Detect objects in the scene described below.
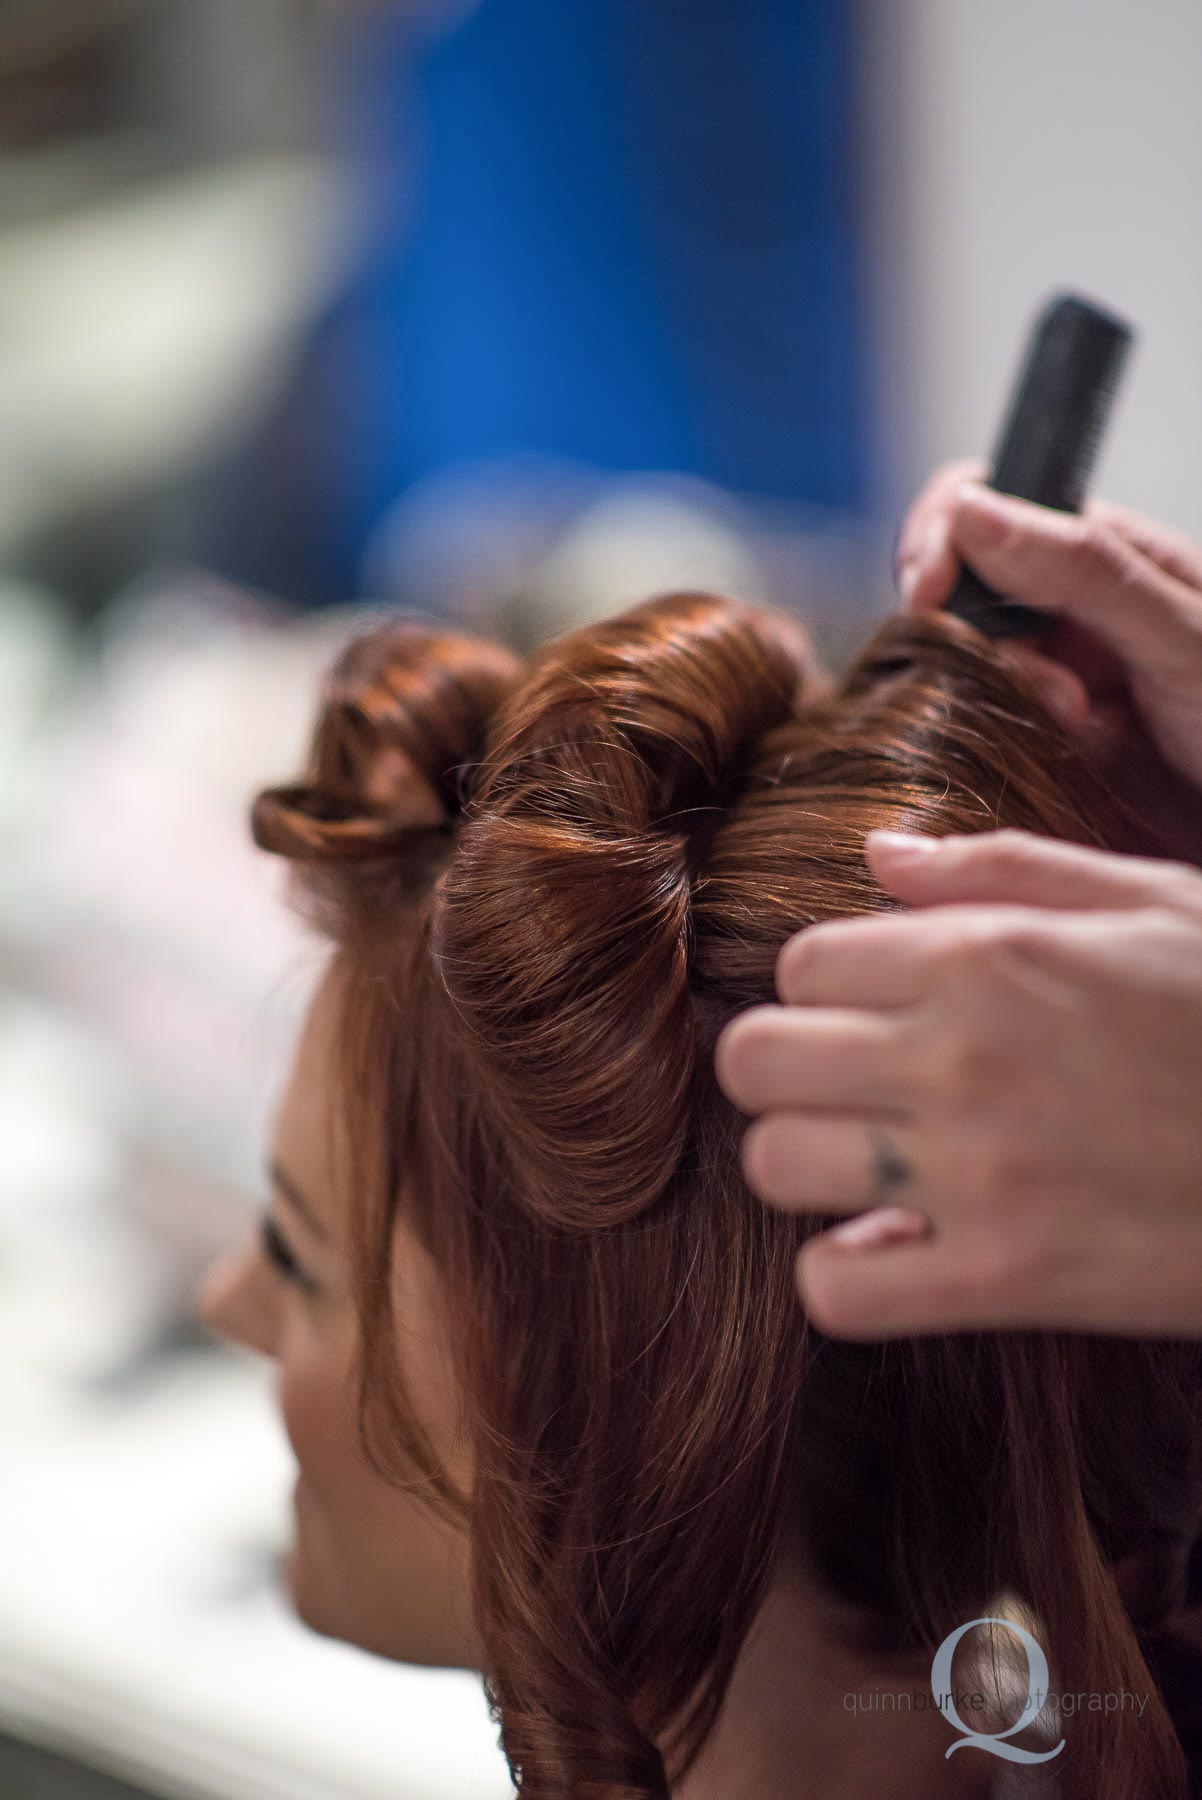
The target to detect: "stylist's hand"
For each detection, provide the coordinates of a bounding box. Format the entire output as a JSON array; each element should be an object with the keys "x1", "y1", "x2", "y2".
[
  {"x1": 715, "y1": 830, "x2": 1202, "y2": 1338},
  {"x1": 895, "y1": 460, "x2": 1202, "y2": 798}
]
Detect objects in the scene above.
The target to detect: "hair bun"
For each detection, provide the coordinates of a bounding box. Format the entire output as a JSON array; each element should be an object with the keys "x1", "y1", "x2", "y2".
[
  {"x1": 434, "y1": 591, "x2": 820, "y2": 1229},
  {"x1": 477, "y1": 590, "x2": 820, "y2": 836},
  {"x1": 251, "y1": 618, "x2": 522, "y2": 867}
]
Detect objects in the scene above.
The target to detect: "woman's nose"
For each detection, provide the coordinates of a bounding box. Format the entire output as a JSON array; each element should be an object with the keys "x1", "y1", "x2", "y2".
[{"x1": 195, "y1": 1244, "x2": 280, "y2": 1358}]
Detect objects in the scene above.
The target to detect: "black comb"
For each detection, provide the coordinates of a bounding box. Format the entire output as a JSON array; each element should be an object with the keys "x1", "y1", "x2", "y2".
[{"x1": 945, "y1": 291, "x2": 1135, "y2": 639}]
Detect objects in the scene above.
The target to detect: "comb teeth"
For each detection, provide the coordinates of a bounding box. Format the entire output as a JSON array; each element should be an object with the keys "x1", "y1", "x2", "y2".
[{"x1": 944, "y1": 291, "x2": 1135, "y2": 641}]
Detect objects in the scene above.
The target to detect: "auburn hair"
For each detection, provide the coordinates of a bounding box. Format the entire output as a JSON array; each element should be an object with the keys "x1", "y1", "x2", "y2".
[{"x1": 252, "y1": 591, "x2": 1202, "y2": 1799}]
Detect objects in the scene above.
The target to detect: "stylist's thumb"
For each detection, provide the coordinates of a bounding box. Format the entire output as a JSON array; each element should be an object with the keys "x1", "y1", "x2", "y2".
[
  {"x1": 952, "y1": 482, "x2": 1202, "y2": 787},
  {"x1": 865, "y1": 826, "x2": 1202, "y2": 916}
]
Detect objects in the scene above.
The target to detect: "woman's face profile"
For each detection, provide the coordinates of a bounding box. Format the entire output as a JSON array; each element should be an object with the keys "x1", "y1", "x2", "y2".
[{"x1": 196, "y1": 965, "x2": 478, "y2": 1669}]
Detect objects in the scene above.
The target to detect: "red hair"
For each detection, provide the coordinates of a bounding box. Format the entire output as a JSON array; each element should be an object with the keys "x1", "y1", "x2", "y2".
[{"x1": 253, "y1": 592, "x2": 1202, "y2": 1799}]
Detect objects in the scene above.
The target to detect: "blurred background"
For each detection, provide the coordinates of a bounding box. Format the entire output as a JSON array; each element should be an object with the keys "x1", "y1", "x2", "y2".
[{"x1": 1, "y1": 2, "x2": 1200, "y2": 1795}]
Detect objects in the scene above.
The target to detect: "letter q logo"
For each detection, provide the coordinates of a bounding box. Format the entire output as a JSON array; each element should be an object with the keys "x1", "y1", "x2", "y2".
[{"x1": 931, "y1": 1616, "x2": 1065, "y2": 1765}]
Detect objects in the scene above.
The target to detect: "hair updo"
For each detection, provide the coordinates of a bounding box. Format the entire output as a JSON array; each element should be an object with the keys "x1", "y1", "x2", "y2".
[
  {"x1": 434, "y1": 592, "x2": 827, "y2": 1228},
  {"x1": 251, "y1": 590, "x2": 1202, "y2": 1800}
]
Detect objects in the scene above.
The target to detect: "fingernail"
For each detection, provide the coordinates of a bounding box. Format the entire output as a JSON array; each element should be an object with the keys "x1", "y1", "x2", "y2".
[
  {"x1": 827, "y1": 1208, "x2": 930, "y2": 1252},
  {"x1": 867, "y1": 828, "x2": 940, "y2": 859}
]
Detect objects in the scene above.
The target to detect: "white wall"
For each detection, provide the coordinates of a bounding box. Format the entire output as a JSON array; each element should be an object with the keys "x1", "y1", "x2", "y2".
[{"x1": 861, "y1": 1, "x2": 1202, "y2": 544}]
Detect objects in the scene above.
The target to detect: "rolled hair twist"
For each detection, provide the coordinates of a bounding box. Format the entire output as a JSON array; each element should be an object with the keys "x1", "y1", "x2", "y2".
[
  {"x1": 434, "y1": 592, "x2": 826, "y2": 1228},
  {"x1": 251, "y1": 618, "x2": 522, "y2": 936}
]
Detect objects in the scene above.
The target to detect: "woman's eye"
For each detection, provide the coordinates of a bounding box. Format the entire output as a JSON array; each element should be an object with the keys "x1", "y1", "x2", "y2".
[{"x1": 260, "y1": 1213, "x2": 320, "y2": 1296}]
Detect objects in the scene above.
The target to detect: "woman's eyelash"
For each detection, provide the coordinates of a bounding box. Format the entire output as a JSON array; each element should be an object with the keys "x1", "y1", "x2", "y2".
[{"x1": 260, "y1": 1213, "x2": 318, "y2": 1294}]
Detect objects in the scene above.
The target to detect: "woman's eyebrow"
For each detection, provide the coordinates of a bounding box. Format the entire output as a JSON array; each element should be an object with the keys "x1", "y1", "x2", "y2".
[{"x1": 268, "y1": 1157, "x2": 330, "y2": 1241}]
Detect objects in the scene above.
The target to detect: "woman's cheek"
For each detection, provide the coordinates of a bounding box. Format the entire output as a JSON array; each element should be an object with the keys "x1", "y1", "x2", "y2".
[{"x1": 276, "y1": 1313, "x2": 360, "y2": 1504}]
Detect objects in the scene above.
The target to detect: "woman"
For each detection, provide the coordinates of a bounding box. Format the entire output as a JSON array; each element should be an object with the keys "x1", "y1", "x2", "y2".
[{"x1": 200, "y1": 590, "x2": 1202, "y2": 1799}]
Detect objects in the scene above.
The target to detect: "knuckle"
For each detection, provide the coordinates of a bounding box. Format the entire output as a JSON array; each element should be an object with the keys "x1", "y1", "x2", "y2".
[
  {"x1": 963, "y1": 1236, "x2": 1033, "y2": 1310},
  {"x1": 979, "y1": 827, "x2": 1040, "y2": 876},
  {"x1": 912, "y1": 1018, "x2": 976, "y2": 1100},
  {"x1": 947, "y1": 906, "x2": 1048, "y2": 980},
  {"x1": 948, "y1": 1030, "x2": 1008, "y2": 1105},
  {"x1": 967, "y1": 1130, "x2": 1028, "y2": 1207},
  {"x1": 979, "y1": 911, "x2": 1048, "y2": 967},
  {"x1": 930, "y1": 916, "x2": 1014, "y2": 983},
  {"x1": 914, "y1": 998, "x2": 1011, "y2": 1106},
  {"x1": 943, "y1": 1136, "x2": 1058, "y2": 1289},
  {"x1": 930, "y1": 829, "x2": 1040, "y2": 892},
  {"x1": 995, "y1": 1206, "x2": 1062, "y2": 1293},
  {"x1": 936, "y1": 927, "x2": 985, "y2": 975},
  {"x1": 1073, "y1": 515, "x2": 1127, "y2": 580},
  {"x1": 903, "y1": 1248, "x2": 1008, "y2": 1328}
]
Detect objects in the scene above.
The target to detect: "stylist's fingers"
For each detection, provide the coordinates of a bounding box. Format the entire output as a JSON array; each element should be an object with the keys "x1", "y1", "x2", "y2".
[
  {"x1": 946, "y1": 484, "x2": 1202, "y2": 662},
  {"x1": 893, "y1": 465, "x2": 1124, "y2": 730},
  {"x1": 864, "y1": 826, "x2": 1202, "y2": 917},
  {"x1": 1077, "y1": 496, "x2": 1202, "y2": 592},
  {"x1": 895, "y1": 463, "x2": 1202, "y2": 618},
  {"x1": 714, "y1": 1006, "x2": 916, "y2": 1114},
  {"x1": 893, "y1": 456, "x2": 985, "y2": 607},
  {"x1": 797, "y1": 1230, "x2": 1027, "y2": 1338},
  {"x1": 947, "y1": 486, "x2": 1202, "y2": 788},
  {"x1": 742, "y1": 1111, "x2": 927, "y2": 1215}
]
